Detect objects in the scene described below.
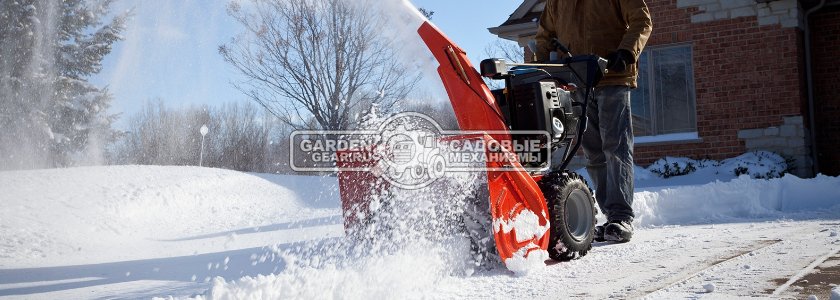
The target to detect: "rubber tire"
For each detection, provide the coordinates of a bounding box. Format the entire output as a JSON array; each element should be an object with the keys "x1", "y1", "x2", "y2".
[
  {"x1": 539, "y1": 171, "x2": 597, "y2": 261},
  {"x1": 428, "y1": 155, "x2": 446, "y2": 179}
]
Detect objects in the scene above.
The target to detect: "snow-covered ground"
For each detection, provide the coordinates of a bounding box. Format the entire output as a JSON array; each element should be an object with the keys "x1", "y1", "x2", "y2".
[{"x1": 1, "y1": 163, "x2": 839, "y2": 299}]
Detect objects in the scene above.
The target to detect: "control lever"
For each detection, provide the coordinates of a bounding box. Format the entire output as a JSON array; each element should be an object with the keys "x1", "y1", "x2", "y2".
[{"x1": 551, "y1": 38, "x2": 572, "y2": 58}]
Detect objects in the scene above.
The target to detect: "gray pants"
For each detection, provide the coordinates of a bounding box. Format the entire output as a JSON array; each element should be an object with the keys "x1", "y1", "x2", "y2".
[{"x1": 580, "y1": 86, "x2": 635, "y2": 222}]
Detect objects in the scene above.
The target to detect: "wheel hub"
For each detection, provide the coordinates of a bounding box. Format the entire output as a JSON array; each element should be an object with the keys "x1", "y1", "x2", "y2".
[{"x1": 565, "y1": 189, "x2": 594, "y2": 241}]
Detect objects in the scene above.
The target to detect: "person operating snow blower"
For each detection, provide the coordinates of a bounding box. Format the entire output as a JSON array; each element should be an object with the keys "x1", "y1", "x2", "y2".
[{"x1": 535, "y1": 0, "x2": 652, "y2": 243}]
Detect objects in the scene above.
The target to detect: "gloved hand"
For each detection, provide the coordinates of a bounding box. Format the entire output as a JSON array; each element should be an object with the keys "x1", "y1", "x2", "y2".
[{"x1": 606, "y1": 49, "x2": 635, "y2": 73}]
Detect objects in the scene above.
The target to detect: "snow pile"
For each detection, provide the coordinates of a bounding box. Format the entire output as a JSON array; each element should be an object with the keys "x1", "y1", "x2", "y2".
[
  {"x1": 718, "y1": 151, "x2": 788, "y2": 179},
  {"x1": 0, "y1": 165, "x2": 339, "y2": 267},
  {"x1": 646, "y1": 151, "x2": 788, "y2": 180},
  {"x1": 575, "y1": 151, "x2": 839, "y2": 228},
  {"x1": 493, "y1": 210, "x2": 550, "y2": 243},
  {"x1": 647, "y1": 156, "x2": 705, "y2": 178},
  {"x1": 493, "y1": 210, "x2": 550, "y2": 276},
  {"x1": 831, "y1": 286, "x2": 840, "y2": 300},
  {"x1": 503, "y1": 246, "x2": 549, "y2": 277},
  {"x1": 633, "y1": 174, "x2": 840, "y2": 227},
  {"x1": 578, "y1": 151, "x2": 793, "y2": 190},
  {"x1": 493, "y1": 209, "x2": 551, "y2": 276}
]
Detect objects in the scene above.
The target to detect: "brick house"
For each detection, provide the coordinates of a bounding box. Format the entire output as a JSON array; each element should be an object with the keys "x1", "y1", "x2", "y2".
[{"x1": 488, "y1": 0, "x2": 840, "y2": 177}]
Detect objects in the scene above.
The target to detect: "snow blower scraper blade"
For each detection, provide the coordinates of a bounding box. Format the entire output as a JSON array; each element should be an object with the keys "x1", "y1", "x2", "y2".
[{"x1": 415, "y1": 22, "x2": 551, "y2": 270}]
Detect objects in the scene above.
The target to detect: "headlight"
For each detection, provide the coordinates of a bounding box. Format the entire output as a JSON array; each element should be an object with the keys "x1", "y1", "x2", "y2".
[{"x1": 552, "y1": 117, "x2": 565, "y2": 138}]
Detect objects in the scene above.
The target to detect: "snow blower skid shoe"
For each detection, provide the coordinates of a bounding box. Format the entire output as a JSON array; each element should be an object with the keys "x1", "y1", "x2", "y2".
[{"x1": 336, "y1": 21, "x2": 607, "y2": 270}]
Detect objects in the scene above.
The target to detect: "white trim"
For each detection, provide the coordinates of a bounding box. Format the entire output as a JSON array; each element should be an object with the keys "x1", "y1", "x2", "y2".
[
  {"x1": 487, "y1": 22, "x2": 538, "y2": 41},
  {"x1": 635, "y1": 132, "x2": 700, "y2": 145},
  {"x1": 488, "y1": 0, "x2": 543, "y2": 42},
  {"x1": 511, "y1": 0, "x2": 540, "y2": 20},
  {"x1": 532, "y1": 2, "x2": 546, "y2": 12}
]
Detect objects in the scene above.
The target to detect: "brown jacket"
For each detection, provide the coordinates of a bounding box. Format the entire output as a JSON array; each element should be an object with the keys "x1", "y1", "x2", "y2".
[{"x1": 535, "y1": 0, "x2": 653, "y2": 88}]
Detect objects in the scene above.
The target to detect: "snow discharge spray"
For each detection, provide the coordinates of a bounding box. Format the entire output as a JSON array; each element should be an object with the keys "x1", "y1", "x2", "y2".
[{"x1": 201, "y1": 1, "x2": 545, "y2": 299}]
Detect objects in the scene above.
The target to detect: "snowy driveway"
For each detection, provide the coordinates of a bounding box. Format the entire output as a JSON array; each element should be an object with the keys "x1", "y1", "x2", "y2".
[{"x1": 1, "y1": 166, "x2": 838, "y2": 299}]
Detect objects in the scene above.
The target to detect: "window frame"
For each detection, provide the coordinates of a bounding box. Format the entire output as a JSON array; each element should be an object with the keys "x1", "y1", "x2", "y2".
[{"x1": 633, "y1": 43, "x2": 699, "y2": 141}]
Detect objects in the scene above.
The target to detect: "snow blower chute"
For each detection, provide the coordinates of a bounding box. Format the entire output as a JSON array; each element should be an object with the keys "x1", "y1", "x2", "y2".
[{"x1": 337, "y1": 21, "x2": 607, "y2": 267}]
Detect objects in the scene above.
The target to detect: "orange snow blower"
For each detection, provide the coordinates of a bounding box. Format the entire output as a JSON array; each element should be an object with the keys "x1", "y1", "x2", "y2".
[{"x1": 337, "y1": 21, "x2": 606, "y2": 267}]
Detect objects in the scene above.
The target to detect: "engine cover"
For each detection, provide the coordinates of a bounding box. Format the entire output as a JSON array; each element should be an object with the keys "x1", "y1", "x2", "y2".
[{"x1": 495, "y1": 75, "x2": 579, "y2": 168}]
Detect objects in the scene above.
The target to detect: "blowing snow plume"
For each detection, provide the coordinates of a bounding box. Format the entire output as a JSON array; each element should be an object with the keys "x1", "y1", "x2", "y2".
[
  {"x1": 199, "y1": 0, "x2": 544, "y2": 299},
  {"x1": 204, "y1": 121, "x2": 506, "y2": 298},
  {"x1": 195, "y1": 172, "x2": 495, "y2": 298},
  {"x1": 0, "y1": 1, "x2": 59, "y2": 169},
  {"x1": 203, "y1": 172, "x2": 489, "y2": 298},
  {"x1": 0, "y1": 0, "x2": 125, "y2": 170},
  {"x1": 200, "y1": 1, "x2": 514, "y2": 298}
]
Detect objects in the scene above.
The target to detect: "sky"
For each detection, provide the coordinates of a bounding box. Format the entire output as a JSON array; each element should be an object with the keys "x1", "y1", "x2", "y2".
[{"x1": 90, "y1": 0, "x2": 523, "y2": 128}]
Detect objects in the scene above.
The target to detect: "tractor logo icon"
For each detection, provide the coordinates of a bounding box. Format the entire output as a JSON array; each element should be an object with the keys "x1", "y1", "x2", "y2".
[
  {"x1": 381, "y1": 132, "x2": 446, "y2": 181},
  {"x1": 371, "y1": 113, "x2": 448, "y2": 189}
]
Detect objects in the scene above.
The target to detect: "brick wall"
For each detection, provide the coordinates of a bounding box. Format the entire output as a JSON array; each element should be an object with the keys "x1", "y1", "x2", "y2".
[
  {"x1": 737, "y1": 116, "x2": 811, "y2": 176},
  {"x1": 677, "y1": 0, "x2": 802, "y2": 27},
  {"x1": 634, "y1": 0, "x2": 809, "y2": 175},
  {"x1": 811, "y1": 6, "x2": 840, "y2": 176}
]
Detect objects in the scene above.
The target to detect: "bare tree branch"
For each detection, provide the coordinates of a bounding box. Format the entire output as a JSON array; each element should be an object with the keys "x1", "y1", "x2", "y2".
[
  {"x1": 221, "y1": 0, "x2": 417, "y2": 131},
  {"x1": 484, "y1": 38, "x2": 524, "y2": 63}
]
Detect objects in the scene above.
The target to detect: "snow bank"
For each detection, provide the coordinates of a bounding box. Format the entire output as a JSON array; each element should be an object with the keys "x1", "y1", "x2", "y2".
[
  {"x1": 577, "y1": 151, "x2": 839, "y2": 227},
  {"x1": 634, "y1": 174, "x2": 840, "y2": 227},
  {"x1": 0, "y1": 165, "x2": 339, "y2": 267},
  {"x1": 646, "y1": 151, "x2": 787, "y2": 180},
  {"x1": 612, "y1": 151, "x2": 791, "y2": 189}
]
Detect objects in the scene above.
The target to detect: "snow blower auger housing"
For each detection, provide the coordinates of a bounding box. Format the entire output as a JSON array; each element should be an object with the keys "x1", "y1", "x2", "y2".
[{"x1": 337, "y1": 21, "x2": 606, "y2": 268}]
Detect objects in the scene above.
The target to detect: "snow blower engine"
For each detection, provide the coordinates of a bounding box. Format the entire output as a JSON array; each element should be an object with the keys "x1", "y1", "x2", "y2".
[{"x1": 337, "y1": 22, "x2": 606, "y2": 268}]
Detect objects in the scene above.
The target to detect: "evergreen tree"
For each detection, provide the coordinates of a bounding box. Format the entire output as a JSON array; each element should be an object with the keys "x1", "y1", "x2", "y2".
[{"x1": 0, "y1": 0, "x2": 126, "y2": 169}]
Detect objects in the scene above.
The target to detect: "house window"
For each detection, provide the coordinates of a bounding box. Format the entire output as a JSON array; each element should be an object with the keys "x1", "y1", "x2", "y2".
[{"x1": 632, "y1": 45, "x2": 697, "y2": 138}]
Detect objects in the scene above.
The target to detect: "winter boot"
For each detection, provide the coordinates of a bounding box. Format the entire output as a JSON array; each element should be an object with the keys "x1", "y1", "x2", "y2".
[
  {"x1": 604, "y1": 220, "x2": 633, "y2": 243},
  {"x1": 594, "y1": 223, "x2": 607, "y2": 242}
]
